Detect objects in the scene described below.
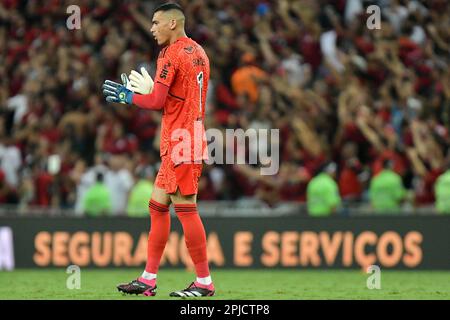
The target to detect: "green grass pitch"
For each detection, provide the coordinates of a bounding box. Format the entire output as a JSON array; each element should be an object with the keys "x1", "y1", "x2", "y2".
[{"x1": 0, "y1": 269, "x2": 449, "y2": 300}]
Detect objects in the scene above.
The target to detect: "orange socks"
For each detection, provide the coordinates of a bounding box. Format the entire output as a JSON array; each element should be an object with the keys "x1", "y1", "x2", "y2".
[
  {"x1": 174, "y1": 204, "x2": 210, "y2": 278},
  {"x1": 145, "y1": 201, "x2": 210, "y2": 280},
  {"x1": 145, "y1": 199, "x2": 171, "y2": 274}
]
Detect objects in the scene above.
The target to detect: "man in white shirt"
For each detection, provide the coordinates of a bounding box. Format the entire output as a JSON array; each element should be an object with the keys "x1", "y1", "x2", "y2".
[
  {"x1": 0, "y1": 138, "x2": 22, "y2": 188},
  {"x1": 104, "y1": 155, "x2": 133, "y2": 216}
]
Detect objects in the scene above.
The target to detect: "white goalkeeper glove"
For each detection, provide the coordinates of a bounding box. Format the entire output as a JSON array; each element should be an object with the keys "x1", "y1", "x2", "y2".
[
  {"x1": 120, "y1": 73, "x2": 133, "y2": 90},
  {"x1": 124, "y1": 67, "x2": 154, "y2": 95}
]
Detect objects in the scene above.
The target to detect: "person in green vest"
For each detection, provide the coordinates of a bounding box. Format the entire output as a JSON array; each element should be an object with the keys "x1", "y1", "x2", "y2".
[
  {"x1": 127, "y1": 166, "x2": 155, "y2": 217},
  {"x1": 369, "y1": 159, "x2": 406, "y2": 212},
  {"x1": 307, "y1": 162, "x2": 341, "y2": 216},
  {"x1": 83, "y1": 172, "x2": 112, "y2": 217},
  {"x1": 435, "y1": 163, "x2": 450, "y2": 214}
]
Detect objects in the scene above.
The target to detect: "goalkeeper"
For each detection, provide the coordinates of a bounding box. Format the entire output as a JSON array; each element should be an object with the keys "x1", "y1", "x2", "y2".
[{"x1": 102, "y1": 3, "x2": 213, "y2": 298}]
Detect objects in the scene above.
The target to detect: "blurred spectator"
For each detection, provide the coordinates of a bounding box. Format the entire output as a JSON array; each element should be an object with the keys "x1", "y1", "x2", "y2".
[
  {"x1": 73, "y1": 155, "x2": 108, "y2": 215},
  {"x1": 127, "y1": 166, "x2": 154, "y2": 217},
  {"x1": 82, "y1": 172, "x2": 112, "y2": 217},
  {"x1": 104, "y1": 154, "x2": 133, "y2": 215},
  {"x1": 231, "y1": 53, "x2": 268, "y2": 105},
  {"x1": 369, "y1": 159, "x2": 406, "y2": 212},
  {"x1": 434, "y1": 158, "x2": 450, "y2": 214},
  {"x1": 0, "y1": 0, "x2": 449, "y2": 212},
  {"x1": 338, "y1": 142, "x2": 365, "y2": 201},
  {"x1": 0, "y1": 169, "x2": 16, "y2": 204},
  {"x1": 0, "y1": 137, "x2": 21, "y2": 188},
  {"x1": 306, "y1": 162, "x2": 341, "y2": 216},
  {"x1": 18, "y1": 170, "x2": 34, "y2": 210}
]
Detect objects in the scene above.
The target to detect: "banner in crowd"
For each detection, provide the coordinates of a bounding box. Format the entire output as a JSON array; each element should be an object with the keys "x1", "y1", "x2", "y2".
[{"x1": 0, "y1": 216, "x2": 449, "y2": 270}]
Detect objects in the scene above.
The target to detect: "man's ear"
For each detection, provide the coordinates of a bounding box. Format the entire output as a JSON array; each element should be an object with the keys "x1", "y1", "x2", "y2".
[{"x1": 170, "y1": 19, "x2": 177, "y2": 30}]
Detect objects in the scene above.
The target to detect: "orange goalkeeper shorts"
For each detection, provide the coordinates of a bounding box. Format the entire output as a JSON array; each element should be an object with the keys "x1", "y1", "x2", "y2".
[{"x1": 155, "y1": 156, "x2": 203, "y2": 196}]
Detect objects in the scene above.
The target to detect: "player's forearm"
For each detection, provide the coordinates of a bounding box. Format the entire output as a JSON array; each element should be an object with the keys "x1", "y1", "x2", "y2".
[
  {"x1": 406, "y1": 148, "x2": 427, "y2": 177},
  {"x1": 132, "y1": 82, "x2": 169, "y2": 110}
]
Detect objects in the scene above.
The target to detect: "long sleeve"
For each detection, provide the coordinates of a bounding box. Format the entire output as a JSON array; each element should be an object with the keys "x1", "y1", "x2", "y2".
[{"x1": 132, "y1": 82, "x2": 169, "y2": 110}]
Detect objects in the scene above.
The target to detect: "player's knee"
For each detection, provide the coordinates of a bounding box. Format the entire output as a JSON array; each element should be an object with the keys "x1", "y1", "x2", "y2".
[
  {"x1": 150, "y1": 186, "x2": 171, "y2": 205},
  {"x1": 170, "y1": 187, "x2": 197, "y2": 203}
]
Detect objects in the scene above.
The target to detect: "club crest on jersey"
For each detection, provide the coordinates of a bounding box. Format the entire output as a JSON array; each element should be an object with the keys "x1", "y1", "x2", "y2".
[{"x1": 184, "y1": 46, "x2": 195, "y2": 54}]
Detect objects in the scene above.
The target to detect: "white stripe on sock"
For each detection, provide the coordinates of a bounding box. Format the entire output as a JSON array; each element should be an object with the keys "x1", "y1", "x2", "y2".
[
  {"x1": 141, "y1": 271, "x2": 157, "y2": 281},
  {"x1": 196, "y1": 276, "x2": 212, "y2": 285}
]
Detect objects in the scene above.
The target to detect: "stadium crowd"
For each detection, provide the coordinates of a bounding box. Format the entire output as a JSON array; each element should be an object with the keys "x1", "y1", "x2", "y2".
[{"x1": 0, "y1": 0, "x2": 449, "y2": 215}]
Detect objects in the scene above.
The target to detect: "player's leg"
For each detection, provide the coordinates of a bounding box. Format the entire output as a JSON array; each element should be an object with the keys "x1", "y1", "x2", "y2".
[
  {"x1": 140, "y1": 187, "x2": 171, "y2": 287},
  {"x1": 117, "y1": 179, "x2": 171, "y2": 296},
  {"x1": 168, "y1": 165, "x2": 215, "y2": 297}
]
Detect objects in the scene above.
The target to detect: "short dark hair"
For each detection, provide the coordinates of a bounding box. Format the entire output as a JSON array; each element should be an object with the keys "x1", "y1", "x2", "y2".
[
  {"x1": 383, "y1": 159, "x2": 394, "y2": 169},
  {"x1": 96, "y1": 171, "x2": 104, "y2": 183},
  {"x1": 154, "y1": 2, "x2": 184, "y2": 14}
]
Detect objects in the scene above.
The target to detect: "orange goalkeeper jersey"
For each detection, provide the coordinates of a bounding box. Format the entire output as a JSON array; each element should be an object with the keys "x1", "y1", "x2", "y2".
[{"x1": 155, "y1": 36, "x2": 210, "y2": 164}]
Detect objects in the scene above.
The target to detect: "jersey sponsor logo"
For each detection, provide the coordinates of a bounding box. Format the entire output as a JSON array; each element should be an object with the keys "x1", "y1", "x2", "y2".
[{"x1": 160, "y1": 62, "x2": 171, "y2": 79}]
